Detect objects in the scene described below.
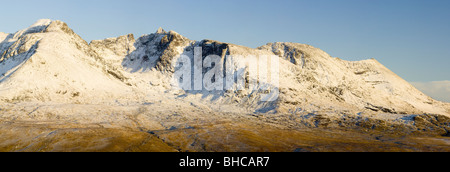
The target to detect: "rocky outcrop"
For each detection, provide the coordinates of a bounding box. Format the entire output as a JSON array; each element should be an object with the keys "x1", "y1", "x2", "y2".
[
  {"x1": 90, "y1": 34, "x2": 135, "y2": 57},
  {"x1": 121, "y1": 28, "x2": 193, "y2": 73},
  {"x1": 414, "y1": 114, "x2": 450, "y2": 136},
  {"x1": 155, "y1": 31, "x2": 192, "y2": 72},
  {"x1": 259, "y1": 42, "x2": 309, "y2": 67},
  {"x1": 198, "y1": 39, "x2": 230, "y2": 59}
]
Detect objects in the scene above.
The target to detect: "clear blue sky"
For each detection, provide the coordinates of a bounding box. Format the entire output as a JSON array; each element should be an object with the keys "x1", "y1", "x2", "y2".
[{"x1": 1, "y1": 0, "x2": 449, "y2": 83}]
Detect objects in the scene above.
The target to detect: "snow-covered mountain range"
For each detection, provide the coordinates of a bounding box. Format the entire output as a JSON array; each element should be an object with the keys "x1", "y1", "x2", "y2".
[
  {"x1": 0, "y1": 19, "x2": 449, "y2": 152},
  {"x1": 1, "y1": 19, "x2": 448, "y2": 116}
]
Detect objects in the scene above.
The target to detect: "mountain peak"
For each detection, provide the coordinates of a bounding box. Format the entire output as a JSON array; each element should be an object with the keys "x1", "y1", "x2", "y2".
[
  {"x1": 0, "y1": 32, "x2": 8, "y2": 42},
  {"x1": 30, "y1": 19, "x2": 53, "y2": 28},
  {"x1": 156, "y1": 27, "x2": 166, "y2": 34},
  {"x1": 14, "y1": 19, "x2": 53, "y2": 36},
  {"x1": 42, "y1": 20, "x2": 84, "y2": 42},
  {"x1": 44, "y1": 20, "x2": 71, "y2": 32}
]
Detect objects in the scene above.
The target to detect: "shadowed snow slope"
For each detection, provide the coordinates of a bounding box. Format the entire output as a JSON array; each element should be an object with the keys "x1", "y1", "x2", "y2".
[{"x1": 0, "y1": 19, "x2": 449, "y2": 117}]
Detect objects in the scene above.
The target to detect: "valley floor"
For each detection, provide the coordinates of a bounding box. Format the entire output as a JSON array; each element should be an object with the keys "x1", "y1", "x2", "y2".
[{"x1": 0, "y1": 103, "x2": 449, "y2": 152}]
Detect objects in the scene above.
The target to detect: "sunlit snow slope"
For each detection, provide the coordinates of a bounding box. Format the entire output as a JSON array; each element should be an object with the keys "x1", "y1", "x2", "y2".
[{"x1": 0, "y1": 19, "x2": 448, "y2": 116}]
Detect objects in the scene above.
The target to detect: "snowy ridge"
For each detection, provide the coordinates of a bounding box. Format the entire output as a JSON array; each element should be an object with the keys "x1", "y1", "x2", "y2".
[
  {"x1": 0, "y1": 19, "x2": 449, "y2": 117},
  {"x1": 0, "y1": 20, "x2": 137, "y2": 104},
  {"x1": 258, "y1": 42, "x2": 450, "y2": 116}
]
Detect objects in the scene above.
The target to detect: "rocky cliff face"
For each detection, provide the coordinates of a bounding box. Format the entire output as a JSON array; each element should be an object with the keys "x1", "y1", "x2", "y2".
[{"x1": 121, "y1": 28, "x2": 193, "y2": 73}]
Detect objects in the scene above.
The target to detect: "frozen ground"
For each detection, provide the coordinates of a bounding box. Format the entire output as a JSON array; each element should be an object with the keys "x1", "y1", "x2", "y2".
[{"x1": 0, "y1": 102, "x2": 449, "y2": 152}]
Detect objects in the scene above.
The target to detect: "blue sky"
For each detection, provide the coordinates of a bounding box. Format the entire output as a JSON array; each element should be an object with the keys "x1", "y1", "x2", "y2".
[{"x1": 0, "y1": 0, "x2": 449, "y2": 100}]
